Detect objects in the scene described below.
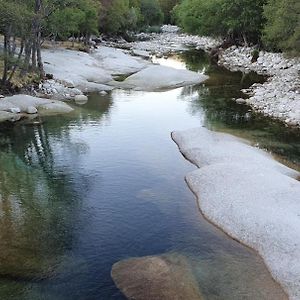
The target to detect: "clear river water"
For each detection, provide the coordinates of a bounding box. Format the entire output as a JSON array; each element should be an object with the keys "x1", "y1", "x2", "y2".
[{"x1": 0, "y1": 50, "x2": 299, "y2": 299}]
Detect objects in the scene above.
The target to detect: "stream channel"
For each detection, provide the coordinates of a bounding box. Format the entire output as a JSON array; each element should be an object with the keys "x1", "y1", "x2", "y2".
[{"x1": 0, "y1": 49, "x2": 299, "y2": 299}]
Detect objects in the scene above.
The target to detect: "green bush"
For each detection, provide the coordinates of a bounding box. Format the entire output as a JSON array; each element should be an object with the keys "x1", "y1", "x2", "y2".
[
  {"x1": 263, "y1": 0, "x2": 300, "y2": 55},
  {"x1": 174, "y1": 0, "x2": 266, "y2": 45}
]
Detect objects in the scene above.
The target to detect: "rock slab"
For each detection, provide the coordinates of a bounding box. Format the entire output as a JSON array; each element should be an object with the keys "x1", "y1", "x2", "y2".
[{"x1": 172, "y1": 127, "x2": 300, "y2": 300}]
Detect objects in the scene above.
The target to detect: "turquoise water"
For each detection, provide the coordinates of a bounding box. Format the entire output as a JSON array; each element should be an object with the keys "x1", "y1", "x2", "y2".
[{"x1": 0, "y1": 50, "x2": 298, "y2": 299}]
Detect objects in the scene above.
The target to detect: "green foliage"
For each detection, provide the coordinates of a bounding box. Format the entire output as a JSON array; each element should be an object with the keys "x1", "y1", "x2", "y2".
[
  {"x1": 220, "y1": 0, "x2": 266, "y2": 43},
  {"x1": 45, "y1": 0, "x2": 100, "y2": 40},
  {"x1": 158, "y1": 0, "x2": 180, "y2": 24},
  {"x1": 174, "y1": 0, "x2": 266, "y2": 44},
  {"x1": 174, "y1": 0, "x2": 299, "y2": 54},
  {"x1": 140, "y1": 0, "x2": 164, "y2": 26},
  {"x1": 99, "y1": 0, "x2": 166, "y2": 34},
  {"x1": 78, "y1": 0, "x2": 100, "y2": 37},
  {"x1": 47, "y1": 8, "x2": 84, "y2": 39},
  {"x1": 0, "y1": 0, "x2": 32, "y2": 38},
  {"x1": 263, "y1": 0, "x2": 300, "y2": 54},
  {"x1": 100, "y1": 0, "x2": 131, "y2": 34},
  {"x1": 173, "y1": 0, "x2": 224, "y2": 36}
]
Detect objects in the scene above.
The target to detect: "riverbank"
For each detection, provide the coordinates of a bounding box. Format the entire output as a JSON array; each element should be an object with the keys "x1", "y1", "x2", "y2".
[
  {"x1": 104, "y1": 25, "x2": 299, "y2": 128},
  {"x1": 0, "y1": 41, "x2": 298, "y2": 299},
  {"x1": 0, "y1": 43, "x2": 207, "y2": 123},
  {"x1": 172, "y1": 127, "x2": 300, "y2": 299},
  {"x1": 219, "y1": 47, "x2": 300, "y2": 127}
]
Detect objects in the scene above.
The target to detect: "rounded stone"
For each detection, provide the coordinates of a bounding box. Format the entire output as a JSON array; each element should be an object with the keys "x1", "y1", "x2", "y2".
[
  {"x1": 75, "y1": 95, "x2": 88, "y2": 102},
  {"x1": 8, "y1": 107, "x2": 21, "y2": 114},
  {"x1": 26, "y1": 106, "x2": 38, "y2": 114}
]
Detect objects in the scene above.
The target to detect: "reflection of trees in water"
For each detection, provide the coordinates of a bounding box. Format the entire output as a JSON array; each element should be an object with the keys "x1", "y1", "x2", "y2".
[
  {"x1": 179, "y1": 49, "x2": 211, "y2": 73},
  {"x1": 180, "y1": 49, "x2": 266, "y2": 88},
  {"x1": 0, "y1": 152, "x2": 74, "y2": 281},
  {"x1": 177, "y1": 50, "x2": 265, "y2": 127},
  {"x1": 1, "y1": 94, "x2": 112, "y2": 172},
  {"x1": 180, "y1": 83, "x2": 253, "y2": 127},
  {"x1": 0, "y1": 95, "x2": 112, "y2": 284},
  {"x1": 178, "y1": 57, "x2": 300, "y2": 166}
]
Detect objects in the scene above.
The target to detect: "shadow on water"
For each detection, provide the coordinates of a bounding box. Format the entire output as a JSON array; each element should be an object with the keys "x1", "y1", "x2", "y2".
[{"x1": 0, "y1": 50, "x2": 297, "y2": 299}]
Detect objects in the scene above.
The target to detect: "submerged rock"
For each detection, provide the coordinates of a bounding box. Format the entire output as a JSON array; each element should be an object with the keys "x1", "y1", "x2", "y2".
[{"x1": 111, "y1": 253, "x2": 204, "y2": 300}]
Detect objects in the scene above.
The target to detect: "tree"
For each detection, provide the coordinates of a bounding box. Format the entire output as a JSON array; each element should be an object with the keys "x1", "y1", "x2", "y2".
[
  {"x1": 220, "y1": 0, "x2": 266, "y2": 45},
  {"x1": 0, "y1": 0, "x2": 32, "y2": 85},
  {"x1": 174, "y1": 0, "x2": 266, "y2": 45},
  {"x1": 140, "y1": 0, "x2": 164, "y2": 26},
  {"x1": 263, "y1": 0, "x2": 300, "y2": 54},
  {"x1": 158, "y1": 0, "x2": 179, "y2": 24},
  {"x1": 77, "y1": 0, "x2": 100, "y2": 44},
  {"x1": 99, "y1": 0, "x2": 130, "y2": 34},
  {"x1": 46, "y1": 8, "x2": 85, "y2": 41},
  {"x1": 0, "y1": 0, "x2": 101, "y2": 90},
  {"x1": 173, "y1": 0, "x2": 225, "y2": 36}
]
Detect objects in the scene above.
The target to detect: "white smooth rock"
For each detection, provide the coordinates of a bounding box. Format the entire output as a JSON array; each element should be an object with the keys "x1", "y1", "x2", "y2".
[
  {"x1": 113, "y1": 65, "x2": 208, "y2": 91},
  {"x1": 7, "y1": 107, "x2": 21, "y2": 114},
  {"x1": 172, "y1": 127, "x2": 300, "y2": 299},
  {"x1": 26, "y1": 106, "x2": 38, "y2": 114},
  {"x1": 0, "y1": 95, "x2": 73, "y2": 122},
  {"x1": 236, "y1": 98, "x2": 247, "y2": 104},
  {"x1": 131, "y1": 49, "x2": 151, "y2": 59},
  {"x1": 0, "y1": 111, "x2": 16, "y2": 122},
  {"x1": 74, "y1": 95, "x2": 88, "y2": 102}
]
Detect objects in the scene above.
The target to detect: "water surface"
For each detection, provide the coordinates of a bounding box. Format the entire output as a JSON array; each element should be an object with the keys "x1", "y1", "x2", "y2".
[{"x1": 0, "y1": 50, "x2": 298, "y2": 299}]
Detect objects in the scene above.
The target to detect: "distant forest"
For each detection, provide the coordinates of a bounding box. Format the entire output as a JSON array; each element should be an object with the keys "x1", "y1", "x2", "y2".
[{"x1": 0, "y1": 0, "x2": 299, "y2": 89}]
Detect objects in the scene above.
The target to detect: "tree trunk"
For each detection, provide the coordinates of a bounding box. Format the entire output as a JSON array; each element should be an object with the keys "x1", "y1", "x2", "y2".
[
  {"x1": 8, "y1": 40, "x2": 25, "y2": 82},
  {"x1": 37, "y1": 30, "x2": 44, "y2": 77},
  {"x1": 31, "y1": 0, "x2": 44, "y2": 77},
  {"x1": 242, "y1": 32, "x2": 248, "y2": 47},
  {"x1": 31, "y1": 39, "x2": 37, "y2": 70},
  {"x1": 20, "y1": 40, "x2": 32, "y2": 77},
  {"x1": 2, "y1": 33, "x2": 9, "y2": 85}
]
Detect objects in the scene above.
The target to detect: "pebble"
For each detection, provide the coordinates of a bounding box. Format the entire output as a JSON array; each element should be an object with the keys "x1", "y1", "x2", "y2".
[
  {"x1": 236, "y1": 98, "x2": 247, "y2": 104},
  {"x1": 75, "y1": 95, "x2": 88, "y2": 102},
  {"x1": 26, "y1": 106, "x2": 38, "y2": 114},
  {"x1": 7, "y1": 107, "x2": 21, "y2": 114}
]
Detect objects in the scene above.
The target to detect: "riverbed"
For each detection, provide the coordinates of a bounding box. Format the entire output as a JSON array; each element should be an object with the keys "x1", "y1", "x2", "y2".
[{"x1": 0, "y1": 50, "x2": 298, "y2": 299}]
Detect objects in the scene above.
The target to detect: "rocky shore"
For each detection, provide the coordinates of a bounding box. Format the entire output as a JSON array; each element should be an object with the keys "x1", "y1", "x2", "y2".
[
  {"x1": 0, "y1": 39, "x2": 208, "y2": 123},
  {"x1": 1, "y1": 25, "x2": 299, "y2": 126},
  {"x1": 218, "y1": 47, "x2": 300, "y2": 127},
  {"x1": 104, "y1": 25, "x2": 299, "y2": 127},
  {"x1": 103, "y1": 25, "x2": 220, "y2": 57}
]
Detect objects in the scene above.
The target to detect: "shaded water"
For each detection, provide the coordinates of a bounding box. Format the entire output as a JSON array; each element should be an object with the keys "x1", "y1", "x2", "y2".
[{"x1": 0, "y1": 50, "x2": 298, "y2": 299}]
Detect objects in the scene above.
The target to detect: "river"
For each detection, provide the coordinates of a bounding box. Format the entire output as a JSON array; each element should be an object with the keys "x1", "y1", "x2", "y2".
[{"x1": 0, "y1": 49, "x2": 298, "y2": 299}]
